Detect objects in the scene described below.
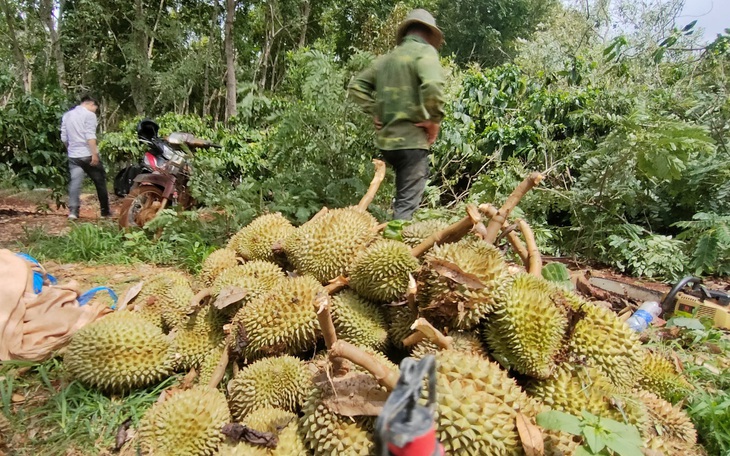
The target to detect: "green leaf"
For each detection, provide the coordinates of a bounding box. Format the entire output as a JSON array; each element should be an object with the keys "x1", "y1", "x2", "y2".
[
  {"x1": 575, "y1": 445, "x2": 596, "y2": 456},
  {"x1": 600, "y1": 419, "x2": 642, "y2": 445},
  {"x1": 582, "y1": 426, "x2": 606, "y2": 454},
  {"x1": 666, "y1": 317, "x2": 706, "y2": 331},
  {"x1": 536, "y1": 411, "x2": 582, "y2": 435},
  {"x1": 603, "y1": 432, "x2": 644, "y2": 456}
]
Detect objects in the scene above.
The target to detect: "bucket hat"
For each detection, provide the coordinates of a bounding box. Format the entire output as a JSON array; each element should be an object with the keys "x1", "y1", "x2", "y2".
[{"x1": 396, "y1": 9, "x2": 444, "y2": 49}]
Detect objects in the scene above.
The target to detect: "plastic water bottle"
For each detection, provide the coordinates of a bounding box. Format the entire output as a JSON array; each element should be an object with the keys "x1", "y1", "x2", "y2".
[{"x1": 626, "y1": 301, "x2": 662, "y2": 332}]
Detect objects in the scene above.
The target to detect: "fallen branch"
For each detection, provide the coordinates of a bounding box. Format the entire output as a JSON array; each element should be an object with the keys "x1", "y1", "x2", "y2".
[
  {"x1": 315, "y1": 291, "x2": 348, "y2": 376},
  {"x1": 357, "y1": 159, "x2": 387, "y2": 212},
  {"x1": 411, "y1": 204, "x2": 481, "y2": 257},
  {"x1": 517, "y1": 219, "x2": 542, "y2": 277},
  {"x1": 483, "y1": 172, "x2": 543, "y2": 244},
  {"x1": 411, "y1": 318, "x2": 453, "y2": 350},
  {"x1": 207, "y1": 342, "x2": 230, "y2": 389},
  {"x1": 479, "y1": 203, "x2": 529, "y2": 265},
  {"x1": 402, "y1": 331, "x2": 426, "y2": 347},
  {"x1": 330, "y1": 340, "x2": 399, "y2": 391}
]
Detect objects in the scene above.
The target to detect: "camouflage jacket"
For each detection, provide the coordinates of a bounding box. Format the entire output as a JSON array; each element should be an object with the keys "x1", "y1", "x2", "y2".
[{"x1": 348, "y1": 35, "x2": 445, "y2": 151}]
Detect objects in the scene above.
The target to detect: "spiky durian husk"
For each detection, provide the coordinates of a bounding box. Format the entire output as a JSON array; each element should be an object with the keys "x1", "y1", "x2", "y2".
[
  {"x1": 64, "y1": 312, "x2": 173, "y2": 392},
  {"x1": 432, "y1": 350, "x2": 539, "y2": 455},
  {"x1": 234, "y1": 275, "x2": 323, "y2": 359},
  {"x1": 527, "y1": 365, "x2": 645, "y2": 427},
  {"x1": 171, "y1": 305, "x2": 226, "y2": 371},
  {"x1": 211, "y1": 261, "x2": 285, "y2": 318},
  {"x1": 349, "y1": 240, "x2": 419, "y2": 303},
  {"x1": 228, "y1": 213, "x2": 295, "y2": 263},
  {"x1": 387, "y1": 305, "x2": 417, "y2": 349},
  {"x1": 0, "y1": 413, "x2": 11, "y2": 448},
  {"x1": 130, "y1": 271, "x2": 191, "y2": 328},
  {"x1": 284, "y1": 207, "x2": 378, "y2": 283},
  {"x1": 138, "y1": 386, "x2": 230, "y2": 456},
  {"x1": 331, "y1": 290, "x2": 388, "y2": 351},
  {"x1": 200, "y1": 248, "x2": 239, "y2": 286},
  {"x1": 401, "y1": 219, "x2": 450, "y2": 247},
  {"x1": 566, "y1": 299, "x2": 644, "y2": 390},
  {"x1": 217, "y1": 407, "x2": 305, "y2": 456},
  {"x1": 197, "y1": 346, "x2": 225, "y2": 386},
  {"x1": 411, "y1": 331, "x2": 487, "y2": 360},
  {"x1": 300, "y1": 382, "x2": 375, "y2": 456},
  {"x1": 638, "y1": 351, "x2": 692, "y2": 403},
  {"x1": 639, "y1": 391, "x2": 698, "y2": 454},
  {"x1": 417, "y1": 238, "x2": 508, "y2": 330},
  {"x1": 160, "y1": 281, "x2": 197, "y2": 330},
  {"x1": 228, "y1": 355, "x2": 312, "y2": 421},
  {"x1": 543, "y1": 430, "x2": 581, "y2": 456},
  {"x1": 484, "y1": 273, "x2": 570, "y2": 378}
]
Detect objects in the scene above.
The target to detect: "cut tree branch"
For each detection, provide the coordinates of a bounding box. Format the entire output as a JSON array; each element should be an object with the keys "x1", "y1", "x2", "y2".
[
  {"x1": 483, "y1": 172, "x2": 543, "y2": 244},
  {"x1": 315, "y1": 291, "x2": 348, "y2": 376},
  {"x1": 207, "y1": 342, "x2": 230, "y2": 389},
  {"x1": 357, "y1": 159, "x2": 387, "y2": 211},
  {"x1": 411, "y1": 318, "x2": 453, "y2": 350},
  {"x1": 330, "y1": 340, "x2": 399, "y2": 391},
  {"x1": 517, "y1": 219, "x2": 542, "y2": 277},
  {"x1": 479, "y1": 203, "x2": 530, "y2": 265},
  {"x1": 411, "y1": 204, "x2": 481, "y2": 257}
]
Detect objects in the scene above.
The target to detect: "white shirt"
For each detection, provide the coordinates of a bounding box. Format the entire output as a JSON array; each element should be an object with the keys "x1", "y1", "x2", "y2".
[{"x1": 61, "y1": 105, "x2": 98, "y2": 158}]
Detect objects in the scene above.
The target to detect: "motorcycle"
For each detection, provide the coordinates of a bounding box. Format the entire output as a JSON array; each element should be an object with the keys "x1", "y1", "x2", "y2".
[{"x1": 116, "y1": 119, "x2": 220, "y2": 228}]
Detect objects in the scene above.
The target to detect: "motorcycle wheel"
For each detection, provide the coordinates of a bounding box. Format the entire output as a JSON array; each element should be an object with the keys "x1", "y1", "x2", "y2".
[{"x1": 118, "y1": 186, "x2": 165, "y2": 228}]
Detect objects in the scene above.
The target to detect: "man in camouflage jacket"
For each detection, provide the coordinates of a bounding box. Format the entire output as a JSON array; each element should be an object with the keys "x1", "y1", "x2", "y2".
[{"x1": 348, "y1": 9, "x2": 446, "y2": 220}]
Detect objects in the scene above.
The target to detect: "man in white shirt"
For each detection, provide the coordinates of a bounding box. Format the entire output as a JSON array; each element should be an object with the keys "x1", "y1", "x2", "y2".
[{"x1": 60, "y1": 96, "x2": 111, "y2": 219}]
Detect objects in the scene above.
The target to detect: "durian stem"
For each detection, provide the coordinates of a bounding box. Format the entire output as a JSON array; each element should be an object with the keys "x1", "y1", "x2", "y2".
[
  {"x1": 482, "y1": 172, "x2": 543, "y2": 244},
  {"x1": 517, "y1": 219, "x2": 542, "y2": 277},
  {"x1": 357, "y1": 159, "x2": 387, "y2": 212},
  {"x1": 373, "y1": 222, "x2": 388, "y2": 233},
  {"x1": 402, "y1": 331, "x2": 425, "y2": 347},
  {"x1": 324, "y1": 275, "x2": 349, "y2": 295},
  {"x1": 207, "y1": 342, "x2": 230, "y2": 389},
  {"x1": 479, "y1": 203, "x2": 530, "y2": 265},
  {"x1": 406, "y1": 273, "x2": 417, "y2": 313},
  {"x1": 411, "y1": 318, "x2": 453, "y2": 350},
  {"x1": 310, "y1": 206, "x2": 329, "y2": 223},
  {"x1": 315, "y1": 292, "x2": 348, "y2": 376},
  {"x1": 190, "y1": 288, "x2": 212, "y2": 313},
  {"x1": 411, "y1": 204, "x2": 481, "y2": 257},
  {"x1": 330, "y1": 340, "x2": 399, "y2": 391}
]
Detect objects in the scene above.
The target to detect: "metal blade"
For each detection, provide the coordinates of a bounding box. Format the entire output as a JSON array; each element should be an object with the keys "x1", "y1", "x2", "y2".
[{"x1": 589, "y1": 277, "x2": 665, "y2": 303}]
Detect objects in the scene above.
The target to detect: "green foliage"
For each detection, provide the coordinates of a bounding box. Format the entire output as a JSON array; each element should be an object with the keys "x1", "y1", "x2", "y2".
[
  {"x1": 674, "y1": 213, "x2": 730, "y2": 276},
  {"x1": 541, "y1": 262, "x2": 573, "y2": 289},
  {"x1": 537, "y1": 410, "x2": 643, "y2": 456}
]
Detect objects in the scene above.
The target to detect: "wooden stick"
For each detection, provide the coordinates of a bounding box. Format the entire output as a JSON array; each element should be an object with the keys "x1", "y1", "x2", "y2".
[
  {"x1": 517, "y1": 219, "x2": 542, "y2": 277},
  {"x1": 330, "y1": 340, "x2": 399, "y2": 391},
  {"x1": 411, "y1": 204, "x2": 481, "y2": 257},
  {"x1": 402, "y1": 331, "x2": 426, "y2": 347},
  {"x1": 324, "y1": 275, "x2": 349, "y2": 295},
  {"x1": 479, "y1": 203, "x2": 530, "y2": 265},
  {"x1": 315, "y1": 292, "x2": 348, "y2": 376},
  {"x1": 411, "y1": 318, "x2": 453, "y2": 350},
  {"x1": 357, "y1": 159, "x2": 387, "y2": 212},
  {"x1": 406, "y1": 273, "x2": 417, "y2": 313},
  {"x1": 207, "y1": 342, "x2": 230, "y2": 389},
  {"x1": 483, "y1": 172, "x2": 543, "y2": 244},
  {"x1": 189, "y1": 288, "x2": 212, "y2": 314},
  {"x1": 373, "y1": 222, "x2": 388, "y2": 233}
]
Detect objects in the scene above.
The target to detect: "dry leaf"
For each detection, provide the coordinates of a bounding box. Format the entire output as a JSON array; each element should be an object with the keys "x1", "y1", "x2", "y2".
[
  {"x1": 117, "y1": 281, "x2": 144, "y2": 311},
  {"x1": 222, "y1": 423, "x2": 278, "y2": 449},
  {"x1": 429, "y1": 259, "x2": 486, "y2": 289},
  {"x1": 180, "y1": 368, "x2": 198, "y2": 389},
  {"x1": 516, "y1": 412, "x2": 544, "y2": 456},
  {"x1": 11, "y1": 393, "x2": 24, "y2": 403},
  {"x1": 213, "y1": 286, "x2": 247, "y2": 309},
  {"x1": 114, "y1": 419, "x2": 133, "y2": 450},
  {"x1": 320, "y1": 372, "x2": 389, "y2": 417}
]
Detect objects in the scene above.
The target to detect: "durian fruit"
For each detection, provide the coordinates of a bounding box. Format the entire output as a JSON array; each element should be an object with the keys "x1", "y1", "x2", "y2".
[
  {"x1": 200, "y1": 248, "x2": 239, "y2": 286},
  {"x1": 411, "y1": 331, "x2": 487, "y2": 360},
  {"x1": 217, "y1": 408, "x2": 305, "y2": 456},
  {"x1": 129, "y1": 271, "x2": 191, "y2": 328},
  {"x1": 417, "y1": 238, "x2": 508, "y2": 330},
  {"x1": 284, "y1": 207, "x2": 378, "y2": 283},
  {"x1": 233, "y1": 275, "x2": 323, "y2": 359},
  {"x1": 639, "y1": 391, "x2": 698, "y2": 455},
  {"x1": 210, "y1": 261, "x2": 285, "y2": 316},
  {"x1": 401, "y1": 219, "x2": 449, "y2": 247},
  {"x1": 387, "y1": 305, "x2": 417, "y2": 349},
  {"x1": 527, "y1": 364, "x2": 645, "y2": 427},
  {"x1": 484, "y1": 273, "x2": 570, "y2": 379},
  {"x1": 171, "y1": 305, "x2": 226, "y2": 371},
  {"x1": 431, "y1": 350, "x2": 540, "y2": 455},
  {"x1": 566, "y1": 299, "x2": 644, "y2": 390},
  {"x1": 0, "y1": 413, "x2": 11, "y2": 448},
  {"x1": 638, "y1": 351, "x2": 692, "y2": 403},
  {"x1": 331, "y1": 290, "x2": 388, "y2": 351},
  {"x1": 160, "y1": 280, "x2": 198, "y2": 330},
  {"x1": 228, "y1": 213, "x2": 295, "y2": 263},
  {"x1": 138, "y1": 386, "x2": 230, "y2": 456},
  {"x1": 300, "y1": 381, "x2": 375, "y2": 456},
  {"x1": 228, "y1": 355, "x2": 312, "y2": 421},
  {"x1": 349, "y1": 240, "x2": 419, "y2": 302},
  {"x1": 198, "y1": 346, "x2": 226, "y2": 386},
  {"x1": 64, "y1": 311, "x2": 173, "y2": 391},
  {"x1": 543, "y1": 430, "x2": 580, "y2": 456}
]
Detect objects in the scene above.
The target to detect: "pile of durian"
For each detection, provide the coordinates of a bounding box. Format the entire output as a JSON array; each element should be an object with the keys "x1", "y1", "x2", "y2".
[{"x1": 60, "y1": 164, "x2": 700, "y2": 456}]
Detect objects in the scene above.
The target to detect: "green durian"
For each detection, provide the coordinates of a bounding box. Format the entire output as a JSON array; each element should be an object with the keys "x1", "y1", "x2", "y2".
[
  {"x1": 228, "y1": 213, "x2": 295, "y2": 263},
  {"x1": 171, "y1": 305, "x2": 226, "y2": 371},
  {"x1": 401, "y1": 219, "x2": 449, "y2": 247},
  {"x1": 64, "y1": 311, "x2": 173, "y2": 392},
  {"x1": 485, "y1": 273, "x2": 570, "y2": 378},
  {"x1": 200, "y1": 248, "x2": 239, "y2": 286},
  {"x1": 138, "y1": 386, "x2": 230, "y2": 456},
  {"x1": 129, "y1": 271, "x2": 191, "y2": 328},
  {"x1": 197, "y1": 346, "x2": 226, "y2": 387},
  {"x1": 233, "y1": 275, "x2": 323, "y2": 359},
  {"x1": 639, "y1": 391, "x2": 698, "y2": 455},
  {"x1": 411, "y1": 331, "x2": 487, "y2": 360},
  {"x1": 228, "y1": 355, "x2": 312, "y2": 421},
  {"x1": 210, "y1": 261, "x2": 285, "y2": 316},
  {"x1": 638, "y1": 351, "x2": 692, "y2": 403},
  {"x1": 217, "y1": 408, "x2": 306, "y2": 456},
  {"x1": 160, "y1": 280, "x2": 197, "y2": 330},
  {"x1": 543, "y1": 430, "x2": 580, "y2": 456},
  {"x1": 331, "y1": 290, "x2": 388, "y2": 351},
  {"x1": 387, "y1": 305, "x2": 417, "y2": 349},
  {"x1": 284, "y1": 207, "x2": 378, "y2": 283},
  {"x1": 417, "y1": 238, "x2": 508, "y2": 330},
  {"x1": 349, "y1": 240, "x2": 419, "y2": 302}
]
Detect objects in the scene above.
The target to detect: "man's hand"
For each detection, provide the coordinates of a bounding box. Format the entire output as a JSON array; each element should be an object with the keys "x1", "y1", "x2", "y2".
[
  {"x1": 415, "y1": 120, "x2": 440, "y2": 145},
  {"x1": 90, "y1": 152, "x2": 100, "y2": 167},
  {"x1": 374, "y1": 117, "x2": 383, "y2": 131}
]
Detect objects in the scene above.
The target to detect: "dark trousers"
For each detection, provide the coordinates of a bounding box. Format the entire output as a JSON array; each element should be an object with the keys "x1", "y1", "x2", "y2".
[
  {"x1": 381, "y1": 149, "x2": 429, "y2": 221},
  {"x1": 68, "y1": 157, "x2": 111, "y2": 216}
]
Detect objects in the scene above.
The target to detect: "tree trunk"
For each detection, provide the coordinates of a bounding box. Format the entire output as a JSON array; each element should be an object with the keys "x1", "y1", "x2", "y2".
[
  {"x1": 224, "y1": 0, "x2": 236, "y2": 121},
  {"x1": 298, "y1": 0, "x2": 310, "y2": 48},
  {"x1": 40, "y1": 0, "x2": 66, "y2": 90},
  {"x1": 203, "y1": 0, "x2": 218, "y2": 117},
  {"x1": 0, "y1": 0, "x2": 31, "y2": 92},
  {"x1": 131, "y1": 0, "x2": 149, "y2": 115}
]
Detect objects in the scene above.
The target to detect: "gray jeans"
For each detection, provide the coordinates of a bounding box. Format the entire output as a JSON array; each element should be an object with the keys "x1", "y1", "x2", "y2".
[
  {"x1": 381, "y1": 149, "x2": 429, "y2": 221},
  {"x1": 68, "y1": 157, "x2": 110, "y2": 216}
]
